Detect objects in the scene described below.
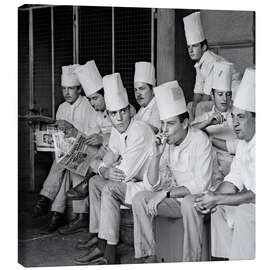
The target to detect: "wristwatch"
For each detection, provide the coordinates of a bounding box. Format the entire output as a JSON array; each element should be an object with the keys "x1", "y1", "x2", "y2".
[{"x1": 166, "y1": 191, "x2": 170, "y2": 198}]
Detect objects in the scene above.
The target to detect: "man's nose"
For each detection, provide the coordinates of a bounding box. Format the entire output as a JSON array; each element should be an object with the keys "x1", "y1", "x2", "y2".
[
  {"x1": 116, "y1": 112, "x2": 123, "y2": 121},
  {"x1": 233, "y1": 117, "x2": 239, "y2": 127}
]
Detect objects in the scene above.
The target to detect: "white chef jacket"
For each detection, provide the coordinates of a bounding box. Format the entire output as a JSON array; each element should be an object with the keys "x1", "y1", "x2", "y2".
[
  {"x1": 155, "y1": 127, "x2": 213, "y2": 200},
  {"x1": 224, "y1": 135, "x2": 255, "y2": 193},
  {"x1": 191, "y1": 106, "x2": 240, "y2": 184},
  {"x1": 56, "y1": 95, "x2": 98, "y2": 136},
  {"x1": 134, "y1": 97, "x2": 161, "y2": 129},
  {"x1": 100, "y1": 119, "x2": 156, "y2": 204},
  {"x1": 194, "y1": 50, "x2": 241, "y2": 96}
]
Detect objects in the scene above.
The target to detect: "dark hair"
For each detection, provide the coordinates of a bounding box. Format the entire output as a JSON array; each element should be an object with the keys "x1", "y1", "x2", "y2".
[
  {"x1": 200, "y1": 39, "x2": 208, "y2": 51},
  {"x1": 96, "y1": 88, "x2": 104, "y2": 97},
  {"x1": 251, "y1": 112, "x2": 256, "y2": 118},
  {"x1": 178, "y1": 111, "x2": 190, "y2": 123}
]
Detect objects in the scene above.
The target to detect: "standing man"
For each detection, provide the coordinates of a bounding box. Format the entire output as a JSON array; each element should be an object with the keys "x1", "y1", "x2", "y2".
[
  {"x1": 132, "y1": 80, "x2": 213, "y2": 262},
  {"x1": 133, "y1": 62, "x2": 160, "y2": 132},
  {"x1": 191, "y1": 61, "x2": 239, "y2": 189},
  {"x1": 74, "y1": 73, "x2": 156, "y2": 265},
  {"x1": 33, "y1": 64, "x2": 97, "y2": 234},
  {"x1": 195, "y1": 68, "x2": 255, "y2": 260},
  {"x1": 183, "y1": 12, "x2": 241, "y2": 121}
]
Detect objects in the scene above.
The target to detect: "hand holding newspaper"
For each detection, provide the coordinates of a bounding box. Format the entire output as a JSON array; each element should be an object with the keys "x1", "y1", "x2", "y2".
[{"x1": 53, "y1": 131, "x2": 100, "y2": 177}]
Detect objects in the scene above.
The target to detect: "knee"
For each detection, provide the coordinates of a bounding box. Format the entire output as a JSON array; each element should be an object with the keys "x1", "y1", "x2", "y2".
[
  {"x1": 211, "y1": 205, "x2": 223, "y2": 223},
  {"x1": 181, "y1": 194, "x2": 195, "y2": 213},
  {"x1": 101, "y1": 183, "x2": 113, "y2": 197},
  {"x1": 89, "y1": 175, "x2": 101, "y2": 193},
  {"x1": 132, "y1": 191, "x2": 148, "y2": 210},
  {"x1": 233, "y1": 204, "x2": 255, "y2": 225}
]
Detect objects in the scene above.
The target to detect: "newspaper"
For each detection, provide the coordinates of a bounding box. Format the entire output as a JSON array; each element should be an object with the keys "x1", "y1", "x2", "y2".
[
  {"x1": 35, "y1": 125, "x2": 99, "y2": 176},
  {"x1": 35, "y1": 127, "x2": 55, "y2": 152},
  {"x1": 52, "y1": 131, "x2": 99, "y2": 176}
]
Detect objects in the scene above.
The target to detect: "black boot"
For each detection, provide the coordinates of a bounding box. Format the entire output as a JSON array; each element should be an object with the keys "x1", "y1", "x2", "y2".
[
  {"x1": 58, "y1": 213, "x2": 88, "y2": 235},
  {"x1": 66, "y1": 172, "x2": 95, "y2": 200},
  {"x1": 39, "y1": 211, "x2": 65, "y2": 234},
  {"x1": 32, "y1": 195, "x2": 51, "y2": 218},
  {"x1": 76, "y1": 234, "x2": 98, "y2": 250}
]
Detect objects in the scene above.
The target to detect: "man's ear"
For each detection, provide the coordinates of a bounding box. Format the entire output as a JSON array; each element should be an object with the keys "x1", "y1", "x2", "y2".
[
  {"x1": 210, "y1": 89, "x2": 214, "y2": 101},
  {"x1": 183, "y1": 117, "x2": 189, "y2": 129},
  {"x1": 202, "y1": 44, "x2": 207, "y2": 53}
]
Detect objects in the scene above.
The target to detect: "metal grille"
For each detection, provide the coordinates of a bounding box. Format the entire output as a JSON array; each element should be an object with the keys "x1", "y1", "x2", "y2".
[
  {"x1": 18, "y1": 10, "x2": 30, "y2": 115},
  {"x1": 33, "y1": 7, "x2": 52, "y2": 117},
  {"x1": 53, "y1": 6, "x2": 74, "y2": 109},
  {"x1": 114, "y1": 7, "x2": 152, "y2": 110},
  {"x1": 78, "y1": 6, "x2": 112, "y2": 78},
  {"x1": 18, "y1": 10, "x2": 31, "y2": 188}
]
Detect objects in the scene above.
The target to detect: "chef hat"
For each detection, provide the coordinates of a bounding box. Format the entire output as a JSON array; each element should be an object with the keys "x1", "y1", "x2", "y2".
[
  {"x1": 74, "y1": 60, "x2": 103, "y2": 97},
  {"x1": 212, "y1": 61, "x2": 233, "y2": 92},
  {"x1": 233, "y1": 67, "x2": 255, "y2": 112},
  {"x1": 154, "y1": 80, "x2": 187, "y2": 120},
  {"x1": 103, "y1": 73, "x2": 129, "y2": 111},
  {"x1": 183, "y1": 12, "x2": 205, "y2": 46},
  {"x1": 61, "y1": 64, "x2": 80, "y2": 87},
  {"x1": 134, "y1": 62, "x2": 156, "y2": 86}
]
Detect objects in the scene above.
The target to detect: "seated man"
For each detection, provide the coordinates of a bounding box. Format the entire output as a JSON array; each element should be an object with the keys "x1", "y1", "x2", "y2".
[
  {"x1": 74, "y1": 73, "x2": 156, "y2": 265},
  {"x1": 183, "y1": 12, "x2": 241, "y2": 121},
  {"x1": 66, "y1": 60, "x2": 136, "y2": 201},
  {"x1": 132, "y1": 80, "x2": 213, "y2": 262},
  {"x1": 195, "y1": 68, "x2": 255, "y2": 260},
  {"x1": 64, "y1": 60, "x2": 113, "y2": 203},
  {"x1": 33, "y1": 64, "x2": 98, "y2": 234},
  {"x1": 133, "y1": 61, "x2": 160, "y2": 133},
  {"x1": 191, "y1": 61, "x2": 239, "y2": 189}
]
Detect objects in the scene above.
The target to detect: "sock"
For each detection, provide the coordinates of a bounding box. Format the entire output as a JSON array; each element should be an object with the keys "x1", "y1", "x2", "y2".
[
  {"x1": 97, "y1": 238, "x2": 106, "y2": 253},
  {"x1": 88, "y1": 232, "x2": 98, "y2": 239},
  {"x1": 104, "y1": 244, "x2": 116, "y2": 264}
]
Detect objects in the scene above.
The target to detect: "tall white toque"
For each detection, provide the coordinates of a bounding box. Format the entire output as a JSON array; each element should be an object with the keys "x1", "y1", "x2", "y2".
[
  {"x1": 183, "y1": 12, "x2": 205, "y2": 46},
  {"x1": 233, "y1": 67, "x2": 255, "y2": 112},
  {"x1": 154, "y1": 80, "x2": 187, "y2": 120},
  {"x1": 103, "y1": 73, "x2": 129, "y2": 111},
  {"x1": 212, "y1": 61, "x2": 233, "y2": 92},
  {"x1": 61, "y1": 64, "x2": 80, "y2": 87},
  {"x1": 134, "y1": 62, "x2": 156, "y2": 86},
  {"x1": 74, "y1": 60, "x2": 103, "y2": 97}
]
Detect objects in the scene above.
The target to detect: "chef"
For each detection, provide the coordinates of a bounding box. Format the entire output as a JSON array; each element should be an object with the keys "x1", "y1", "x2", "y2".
[
  {"x1": 191, "y1": 61, "x2": 239, "y2": 189},
  {"x1": 132, "y1": 80, "x2": 213, "y2": 262},
  {"x1": 183, "y1": 12, "x2": 241, "y2": 121},
  {"x1": 74, "y1": 72, "x2": 156, "y2": 265},
  {"x1": 33, "y1": 64, "x2": 97, "y2": 235},
  {"x1": 133, "y1": 61, "x2": 160, "y2": 132},
  {"x1": 66, "y1": 60, "x2": 137, "y2": 201},
  {"x1": 195, "y1": 68, "x2": 255, "y2": 260}
]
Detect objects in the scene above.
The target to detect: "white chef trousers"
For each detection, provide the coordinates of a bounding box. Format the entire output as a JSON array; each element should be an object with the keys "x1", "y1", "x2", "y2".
[
  {"x1": 132, "y1": 192, "x2": 205, "y2": 261},
  {"x1": 211, "y1": 203, "x2": 255, "y2": 260}
]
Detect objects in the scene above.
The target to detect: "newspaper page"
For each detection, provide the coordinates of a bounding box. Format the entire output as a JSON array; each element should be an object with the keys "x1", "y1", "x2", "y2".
[
  {"x1": 35, "y1": 129, "x2": 55, "y2": 152},
  {"x1": 57, "y1": 133, "x2": 99, "y2": 176}
]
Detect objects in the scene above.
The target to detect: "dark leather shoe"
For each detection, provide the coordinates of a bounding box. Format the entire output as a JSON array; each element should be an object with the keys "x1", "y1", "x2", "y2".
[
  {"x1": 66, "y1": 179, "x2": 89, "y2": 201},
  {"x1": 39, "y1": 211, "x2": 65, "y2": 234},
  {"x1": 76, "y1": 236, "x2": 98, "y2": 250},
  {"x1": 74, "y1": 246, "x2": 103, "y2": 265},
  {"x1": 77, "y1": 234, "x2": 92, "y2": 245},
  {"x1": 33, "y1": 195, "x2": 51, "y2": 218},
  {"x1": 58, "y1": 213, "x2": 88, "y2": 235}
]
